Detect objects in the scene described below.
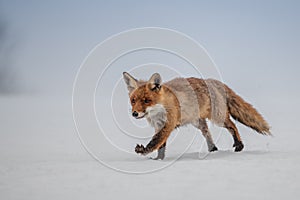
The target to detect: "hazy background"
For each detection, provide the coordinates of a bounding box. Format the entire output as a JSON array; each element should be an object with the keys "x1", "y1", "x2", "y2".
[
  {"x1": 1, "y1": 1, "x2": 300, "y2": 199},
  {"x1": 0, "y1": 0, "x2": 299, "y2": 96}
]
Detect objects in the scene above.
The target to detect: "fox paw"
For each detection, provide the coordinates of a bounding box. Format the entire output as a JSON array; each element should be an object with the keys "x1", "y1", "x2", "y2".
[
  {"x1": 135, "y1": 144, "x2": 146, "y2": 155},
  {"x1": 209, "y1": 145, "x2": 218, "y2": 152},
  {"x1": 233, "y1": 141, "x2": 244, "y2": 152}
]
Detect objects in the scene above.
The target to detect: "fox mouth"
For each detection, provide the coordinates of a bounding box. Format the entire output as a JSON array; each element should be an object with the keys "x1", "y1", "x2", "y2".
[{"x1": 135, "y1": 112, "x2": 147, "y2": 119}]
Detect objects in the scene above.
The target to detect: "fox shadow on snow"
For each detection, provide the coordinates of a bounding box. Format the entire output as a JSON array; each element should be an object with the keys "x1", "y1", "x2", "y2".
[{"x1": 163, "y1": 150, "x2": 271, "y2": 162}]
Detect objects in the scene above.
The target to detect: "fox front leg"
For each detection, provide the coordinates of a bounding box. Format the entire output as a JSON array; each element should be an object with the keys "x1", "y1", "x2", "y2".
[
  {"x1": 135, "y1": 128, "x2": 171, "y2": 158},
  {"x1": 135, "y1": 142, "x2": 166, "y2": 159},
  {"x1": 135, "y1": 133, "x2": 162, "y2": 155}
]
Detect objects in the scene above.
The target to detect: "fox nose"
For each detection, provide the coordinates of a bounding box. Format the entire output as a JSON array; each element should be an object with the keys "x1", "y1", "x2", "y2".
[{"x1": 132, "y1": 111, "x2": 138, "y2": 117}]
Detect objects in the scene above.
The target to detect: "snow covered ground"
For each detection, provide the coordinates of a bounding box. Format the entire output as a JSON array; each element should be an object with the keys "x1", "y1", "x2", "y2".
[
  {"x1": 1, "y1": 1, "x2": 299, "y2": 199},
  {"x1": 1, "y1": 94, "x2": 299, "y2": 200}
]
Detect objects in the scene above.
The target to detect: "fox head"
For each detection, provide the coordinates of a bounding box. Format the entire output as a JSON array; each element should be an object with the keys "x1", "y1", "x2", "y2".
[{"x1": 123, "y1": 72, "x2": 163, "y2": 119}]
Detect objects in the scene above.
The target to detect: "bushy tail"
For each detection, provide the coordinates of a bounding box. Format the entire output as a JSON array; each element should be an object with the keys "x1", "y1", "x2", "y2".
[{"x1": 226, "y1": 86, "x2": 271, "y2": 135}]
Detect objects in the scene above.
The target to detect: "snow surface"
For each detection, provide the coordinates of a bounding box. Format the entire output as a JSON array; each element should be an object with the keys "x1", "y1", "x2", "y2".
[{"x1": 1, "y1": 95, "x2": 299, "y2": 200}]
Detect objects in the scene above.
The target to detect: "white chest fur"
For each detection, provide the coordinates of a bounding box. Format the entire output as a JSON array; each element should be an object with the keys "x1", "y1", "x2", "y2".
[{"x1": 146, "y1": 104, "x2": 167, "y2": 132}]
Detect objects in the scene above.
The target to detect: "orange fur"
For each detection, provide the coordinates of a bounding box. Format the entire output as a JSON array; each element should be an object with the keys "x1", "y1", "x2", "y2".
[{"x1": 123, "y1": 72, "x2": 271, "y2": 159}]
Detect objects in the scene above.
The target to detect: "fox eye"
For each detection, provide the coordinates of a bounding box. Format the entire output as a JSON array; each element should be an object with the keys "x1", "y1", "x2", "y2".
[
  {"x1": 144, "y1": 99, "x2": 151, "y2": 104},
  {"x1": 131, "y1": 99, "x2": 136, "y2": 104}
]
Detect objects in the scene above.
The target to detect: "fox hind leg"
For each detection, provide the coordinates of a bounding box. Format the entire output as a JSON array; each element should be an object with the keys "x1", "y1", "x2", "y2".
[
  {"x1": 194, "y1": 119, "x2": 218, "y2": 152},
  {"x1": 224, "y1": 117, "x2": 244, "y2": 152}
]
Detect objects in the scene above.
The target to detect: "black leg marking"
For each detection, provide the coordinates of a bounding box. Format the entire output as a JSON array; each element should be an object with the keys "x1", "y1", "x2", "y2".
[
  {"x1": 209, "y1": 145, "x2": 218, "y2": 152},
  {"x1": 145, "y1": 132, "x2": 163, "y2": 153},
  {"x1": 224, "y1": 118, "x2": 244, "y2": 152},
  {"x1": 232, "y1": 134, "x2": 244, "y2": 152},
  {"x1": 135, "y1": 132, "x2": 165, "y2": 155}
]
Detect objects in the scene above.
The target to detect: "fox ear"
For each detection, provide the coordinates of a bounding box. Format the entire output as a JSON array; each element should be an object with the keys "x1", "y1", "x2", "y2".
[
  {"x1": 123, "y1": 72, "x2": 138, "y2": 94},
  {"x1": 148, "y1": 73, "x2": 162, "y2": 91}
]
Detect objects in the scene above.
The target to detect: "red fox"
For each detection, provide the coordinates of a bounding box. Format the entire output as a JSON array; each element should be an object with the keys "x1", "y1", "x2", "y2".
[{"x1": 123, "y1": 72, "x2": 271, "y2": 160}]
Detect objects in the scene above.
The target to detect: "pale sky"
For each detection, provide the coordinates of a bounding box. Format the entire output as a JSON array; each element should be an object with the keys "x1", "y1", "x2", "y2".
[{"x1": 0, "y1": 0, "x2": 299, "y2": 97}]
